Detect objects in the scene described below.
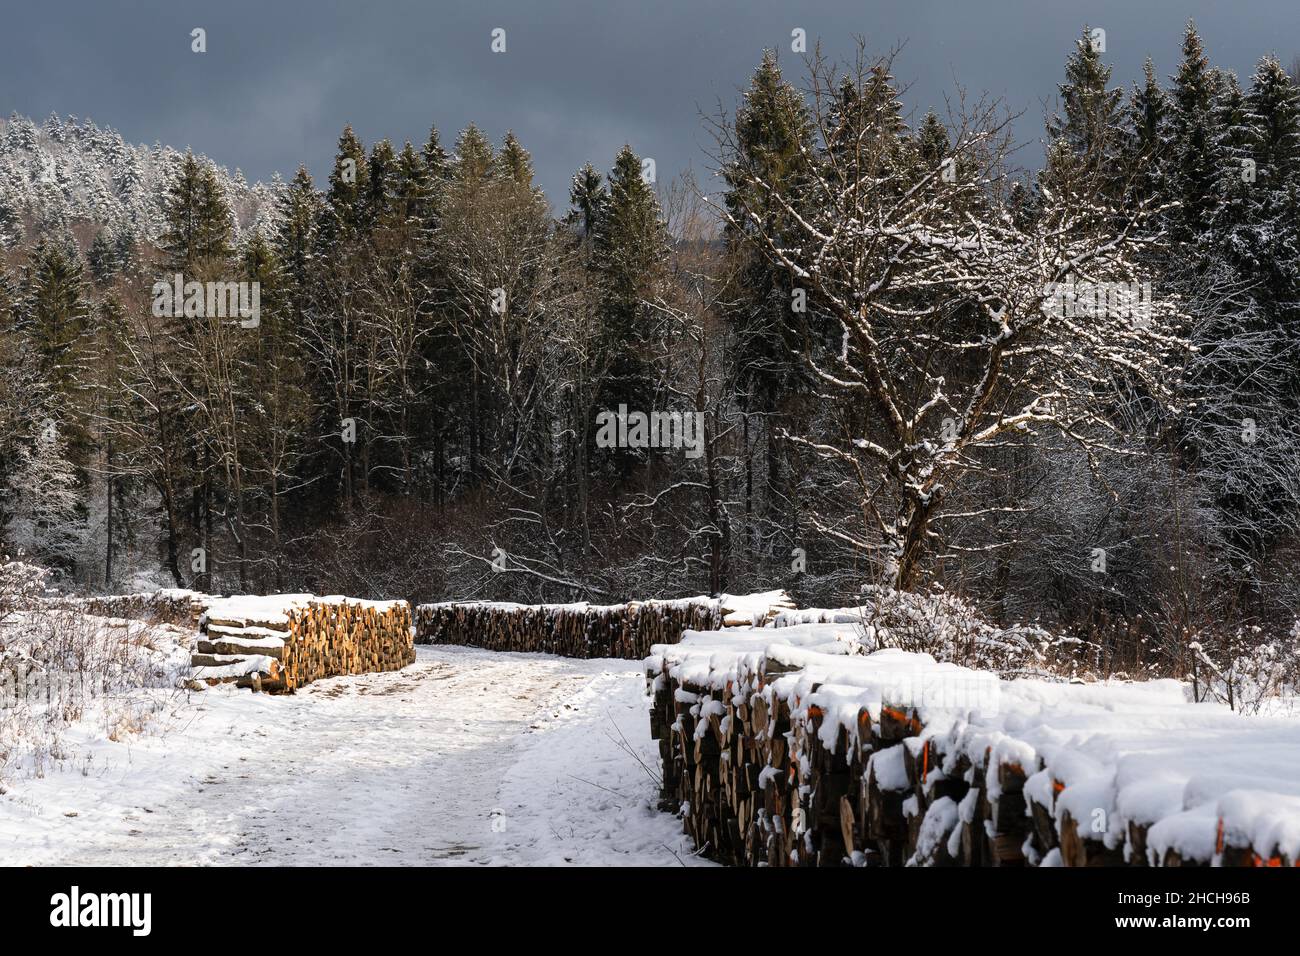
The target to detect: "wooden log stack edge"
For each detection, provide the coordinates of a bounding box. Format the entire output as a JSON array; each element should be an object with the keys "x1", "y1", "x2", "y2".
[
  {"x1": 190, "y1": 594, "x2": 414, "y2": 693},
  {"x1": 646, "y1": 636, "x2": 1300, "y2": 868},
  {"x1": 413, "y1": 597, "x2": 723, "y2": 659},
  {"x1": 49, "y1": 589, "x2": 216, "y2": 627}
]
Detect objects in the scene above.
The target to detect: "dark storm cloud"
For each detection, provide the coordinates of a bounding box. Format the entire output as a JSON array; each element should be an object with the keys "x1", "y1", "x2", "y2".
[{"x1": 3, "y1": 0, "x2": 1298, "y2": 205}]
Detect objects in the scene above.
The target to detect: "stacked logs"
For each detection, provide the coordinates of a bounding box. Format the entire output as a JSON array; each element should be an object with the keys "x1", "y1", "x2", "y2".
[
  {"x1": 647, "y1": 629, "x2": 1300, "y2": 868},
  {"x1": 52, "y1": 589, "x2": 215, "y2": 627},
  {"x1": 191, "y1": 594, "x2": 414, "y2": 693},
  {"x1": 414, "y1": 597, "x2": 720, "y2": 659}
]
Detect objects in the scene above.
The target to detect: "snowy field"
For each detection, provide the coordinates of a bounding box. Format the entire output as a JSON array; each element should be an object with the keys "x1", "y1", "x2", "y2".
[{"x1": 0, "y1": 645, "x2": 709, "y2": 867}]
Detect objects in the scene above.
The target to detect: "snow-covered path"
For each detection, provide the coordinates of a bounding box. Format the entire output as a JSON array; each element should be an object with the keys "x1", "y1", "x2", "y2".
[{"x1": 0, "y1": 646, "x2": 708, "y2": 867}]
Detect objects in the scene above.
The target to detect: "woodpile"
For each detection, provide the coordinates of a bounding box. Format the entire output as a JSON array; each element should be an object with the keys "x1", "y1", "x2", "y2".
[
  {"x1": 647, "y1": 627, "x2": 1300, "y2": 868},
  {"x1": 190, "y1": 594, "x2": 414, "y2": 693},
  {"x1": 719, "y1": 590, "x2": 797, "y2": 627},
  {"x1": 52, "y1": 589, "x2": 215, "y2": 627},
  {"x1": 413, "y1": 597, "x2": 720, "y2": 659}
]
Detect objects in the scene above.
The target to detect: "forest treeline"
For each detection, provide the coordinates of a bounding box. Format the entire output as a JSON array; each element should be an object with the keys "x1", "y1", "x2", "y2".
[{"x1": 2, "y1": 22, "x2": 1300, "y2": 672}]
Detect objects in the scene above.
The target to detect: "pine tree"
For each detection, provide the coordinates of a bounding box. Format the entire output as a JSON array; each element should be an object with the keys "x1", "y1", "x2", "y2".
[
  {"x1": 1167, "y1": 22, "x2": 1222, "y2": 239},
  {"x1": 1048, "y1": 26, "x2": 1126, "y2": 171},
  {"x1": 421, "y1": 124, "x2": 452, "y2": 229},
  {"x1": 366, "y1": 138, "x2": 397, "y2": 226},
  {"x1": 320, "y1": 125, "x2": 370, "y2": 245},
  {"x1": 21, "y1": 239, "x2": 90, "y2": 413},
  {"x1": 274, "y1": 166, "x2": 323, "y2": 326},
  {"x1": 0, "y1": 179, "x2": 21, "y2": 248},
  {"x1": 1243, "y1": 54, "x2": 1300, "y2": 376},
  {"x1": 453, "y1": 124, "x2": 494, "y2": 185},
  {"x1": 587, "y1": 143, "x2": 668, "y2": 473},
  {"x1": 391, "y1": 141, "x2": 433, "y2": 236},
  {"x1": 1121, "y1": 58, "x2": 1170, "y2": 209},
  {"x1": 722, "y1": 50, "x2": 815, "y2": 406},
  {"x1": 495, "y1": 131, "x2": 536, "y2": 188},
  {"x1": 1246, "y1": 55, "x2": 1300, "y2": 187},
  {"x1": 567, "y1": 163, "x2": 607, "y2": 239},
  {"x1": 423, "y1": 125, "x2": 451, "y2": 180},
  {"x1": 159, "y1": 152, "x2": 234, "y2": 272},
  {"x1": 915, "y1": 109, "x2": 950, "y2": 169},
  {"x1": 87, "y1": 229, "x2": 117, "y2": 284}
]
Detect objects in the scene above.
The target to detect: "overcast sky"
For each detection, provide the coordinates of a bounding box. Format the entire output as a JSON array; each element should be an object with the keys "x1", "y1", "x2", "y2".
[{"x1": 3, "y1": 1, "x2": 1298, "y2": 207}]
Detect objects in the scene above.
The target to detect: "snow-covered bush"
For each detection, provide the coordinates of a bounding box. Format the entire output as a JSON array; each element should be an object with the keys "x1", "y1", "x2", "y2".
[
  {"x1": 0, "y1": 603, "x2": 192, "y2": 787},
  {"x1": 1187, "y1": 623, "x2": 1300, "y2": 714},
  {"x1": 0, "y1": 558, "x2": 48, "y2": 626},
  {"x1": 857, "y1": 585, "x2": 1099, "y2": 679}
]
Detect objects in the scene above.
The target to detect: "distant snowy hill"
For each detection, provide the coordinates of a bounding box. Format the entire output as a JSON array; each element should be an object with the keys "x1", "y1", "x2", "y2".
[{"x1": 0, "y1": 112, "x2": 282, "y2": 249}]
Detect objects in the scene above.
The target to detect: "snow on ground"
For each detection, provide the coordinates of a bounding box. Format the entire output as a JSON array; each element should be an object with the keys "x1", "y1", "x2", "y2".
[
  {"x1": 483, "y1": 668, "x2": 709, "y2": 866},
  {"x1": 0, "y1": 645, "x2": 704, "y2": 866}
]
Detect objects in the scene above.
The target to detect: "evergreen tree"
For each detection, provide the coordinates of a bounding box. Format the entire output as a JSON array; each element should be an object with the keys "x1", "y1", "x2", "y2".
[
  {"x1": 567, "y1": 163, "x2": 607, "y2": 239},
  {"x1": 423, "y1": 125, "x2": 451, "y2": 179},
  {"x1": 366, "y1": 137, "x2": 397, "y2": 226},
  {"x1": 594, "y1": 144, "x2": 667, "y2": 427},
  {"x1": 1121, "y1": 58, "x2": 1170, "y2": 209},
  {"x1": 495, "y1": 131, "x2": 536, "y2": 188},
  {"x1": 159, "y1": 151, "x2": 234, "y2": 272},
  {"x1": 421, "y1": 124, "x2": 452, "y2": 229},
  {"x1": 3, "y1": 422, "x2": 85, "y2": 570},
  {"x1": 320, "y1": 125, "x2": 370, "y2": 244},
  {"x1": 21, "y1": 239, "x2": 91, "y2": 412},
  {"x1": 722, "y1": 50, "x2": 815, "y2": 406},
  {"x1": 87, "y1": 229, "x2": 118, "y2": 284},
  {"x1": 453, "y1": 124, "x2": 494, "y2": 185},
  {"x1": 274, "y1": 166, "x2": 323, "y2": 327},
  {"x1": 391, "y1": 141, "x2": 433, "y2": 237},
  {"x1": 1048, "y1": 26, "x2": 1126, "y2": 171},
  {"x1": 1167, "y1": 22, "x2": 1223, "y2": 239}
]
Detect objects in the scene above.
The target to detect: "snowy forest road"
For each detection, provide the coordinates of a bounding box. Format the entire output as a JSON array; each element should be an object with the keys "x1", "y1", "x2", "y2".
[{"x1": 5, "y1": 646, "x2": 705, "y2": 867}]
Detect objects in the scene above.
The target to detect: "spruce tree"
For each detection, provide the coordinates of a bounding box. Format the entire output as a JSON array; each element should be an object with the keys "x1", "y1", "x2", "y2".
[
  {"x1": 453, "y1": 124, "x2": 494, "y2": 185},
  {"x1": 391, "y1": 141, "x2": 433, "y2": 236},
  {"x1": 1121, "y1": 58, "x2": 1170, "y2": 209},
  {"x1": 366, "y1": 138, "x2": 397, "y2": 227},
  {"x1": 1167, "y1": 22, "x2": 1222, "y2": 239},
  {"x1": 21, "y1": 239, "x2": 90, "y2": 412},
  {"x1": 87, "y1": 229, "x2": 118, "y2": 284},
  {"x1": 320, "y1": 125, "x2": 370, "y2": 245},
  {"x1": 274, "y1": 166, "x2": 323, "y2": 327},
  {"x1": 567, "y1": 163, "x2": 607, "y2": 239},
  {"x1": 1048, "y1": 26, "x2": 1126, "y2": 172},
  {"x1": 594, "y1": 144, "x2": 666, "y2": 424},
  {"x1": 722, "y1": 50, "x2": 814, "y2": 407},
  {"x1": 495, "y1": 131, "x2": 536, "y2": 188}
]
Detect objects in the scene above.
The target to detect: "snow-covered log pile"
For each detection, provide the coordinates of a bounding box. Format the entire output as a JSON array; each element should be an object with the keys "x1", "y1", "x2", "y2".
[
  {"x1": 53, "y1": 589, "x2": 216, "y2": 627},
  {"x1": 191, "y1": 594, "x2": 414, "y2": 693},
  {"x1": 772, "y1": 607, "x2": 866, "y2": 627},
  {"x1": 646, "y1": 626, "x2": 1300, "y2": 867},
  {"x1": 719, "y1": 590, "x2": 797, "y2": 627},
  {"x1": 414, "y1": 597, "x2": 721, "y2": 659}
]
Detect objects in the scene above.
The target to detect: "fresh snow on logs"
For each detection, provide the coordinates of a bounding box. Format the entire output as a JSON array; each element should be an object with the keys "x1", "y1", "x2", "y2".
[
  {"x1": 772, "y1": 607, "x2": 866, "y2": 627},
  {"x1": 190, "y1": 594, "x2": 413, "y2": 693},
  {"x1": 413, "y1": 596, "x2": 722, "y2": 659},
  {"x1": 646, "y1": 626, "x2": 1300, "y2": 867},
  {"x1": 718, "y1": 589, "x2": 797, "y2": 627}
]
